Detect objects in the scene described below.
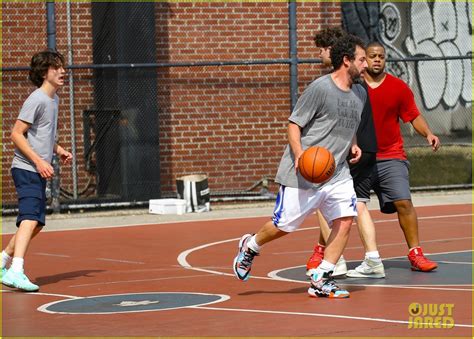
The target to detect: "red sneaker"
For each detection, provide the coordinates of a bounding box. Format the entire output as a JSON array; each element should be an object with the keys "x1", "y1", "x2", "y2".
[
  {"x1": 306, "y1": 244, "x2": 325, "y2": 276},
  {"x1": 408, "y1": 247, "x2": 438, "y2": 272}
]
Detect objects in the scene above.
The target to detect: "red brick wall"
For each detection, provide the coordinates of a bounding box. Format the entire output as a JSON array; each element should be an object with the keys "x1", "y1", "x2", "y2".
[{"x1": 2, "y1": 2, "x2": 341, "y2": 205}]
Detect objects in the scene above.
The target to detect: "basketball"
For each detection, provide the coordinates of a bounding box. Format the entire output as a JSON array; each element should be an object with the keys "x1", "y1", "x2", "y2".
[{"x1": 298, "y1": 146, "x2": 336, "y2": 183}]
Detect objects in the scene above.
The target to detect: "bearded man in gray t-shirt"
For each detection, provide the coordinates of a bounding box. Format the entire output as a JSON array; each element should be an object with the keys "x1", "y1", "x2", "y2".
[{"x1": 233, "y1": 35, "x2": 368, "y2": 299}]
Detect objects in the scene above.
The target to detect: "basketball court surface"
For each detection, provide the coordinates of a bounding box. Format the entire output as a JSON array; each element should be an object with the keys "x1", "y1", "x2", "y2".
[{"x1": 2, "y1": 191, "x2": 472, "y2": 337}]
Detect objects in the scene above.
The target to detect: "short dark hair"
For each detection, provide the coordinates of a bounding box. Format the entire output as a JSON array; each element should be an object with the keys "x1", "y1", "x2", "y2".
[
  {"x1": 313, "y1": 27, "x2": 346, "y2": 48},
  {"x1": 330, "y1": 34, "x2": 366, "y2": 70},
  {"x1": 29, "y1": 50, "x2": 65, "y2": 87},
  {"x1": 367, "y1": 41, "x2": 385, "y2": 51}
]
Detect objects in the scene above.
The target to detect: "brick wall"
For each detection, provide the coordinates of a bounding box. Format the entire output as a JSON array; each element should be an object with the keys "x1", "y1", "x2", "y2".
[{"x1": 2, "y1": 2, "x2": 341, "y2": 205}]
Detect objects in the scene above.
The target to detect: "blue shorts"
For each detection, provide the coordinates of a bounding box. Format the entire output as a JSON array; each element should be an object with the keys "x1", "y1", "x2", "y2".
[
  {"x1": 11, "y1": 168, "x2": 47, "y2": 227},
  {"x1": 371, "y1": 159, "x2": 411, "y2": 214}
]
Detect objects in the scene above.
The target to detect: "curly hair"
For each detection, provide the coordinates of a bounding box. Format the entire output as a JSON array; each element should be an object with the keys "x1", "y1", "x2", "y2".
[
  {"x1": 313, "y1": 27, "x2": 346, "y2": 48},
  {"x1": 330, "y1": 34, "x2": 365, "y2": 70},
  {"x1": 29, "y1": 50, "x2": 65, "y2": 87}
]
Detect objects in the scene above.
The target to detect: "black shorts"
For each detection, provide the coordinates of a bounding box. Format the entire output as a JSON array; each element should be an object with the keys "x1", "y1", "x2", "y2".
[
  {"x1": 11, "y1": 168, "x2": 47, "y2": 227},
  {"x1": 349, "y1": 152, "x2": 376, "y2": 202}
]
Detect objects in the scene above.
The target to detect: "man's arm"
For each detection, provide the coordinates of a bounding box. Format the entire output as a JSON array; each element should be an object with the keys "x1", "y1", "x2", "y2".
[
  {"x1": 11, "y1": 119, "x2": 54, "y2": 178},
  {"x1": 288, "y1": 122, "x2": 304, "y2": 171},
  {"x1": 349, "y1": 134, "x2": 362, "y2": 164},
  {"x1": 410, "y1": 115, "x2": 440, "y2": 151},
  {"x1": 54, "y1": 144, "x2": 73, "y2": 164}
]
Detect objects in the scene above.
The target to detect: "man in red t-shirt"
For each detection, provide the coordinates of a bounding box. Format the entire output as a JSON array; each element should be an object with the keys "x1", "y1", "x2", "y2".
[{"x1": 347, "y1": 42, "x2": 440, "y2": 275}]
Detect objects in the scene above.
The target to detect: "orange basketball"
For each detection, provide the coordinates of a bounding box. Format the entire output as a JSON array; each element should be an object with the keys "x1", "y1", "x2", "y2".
[{"x1": 298, "y1": 146, "x2": 336, "y2": 183}]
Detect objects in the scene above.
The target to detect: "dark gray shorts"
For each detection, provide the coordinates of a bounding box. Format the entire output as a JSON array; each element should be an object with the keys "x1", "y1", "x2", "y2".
[{"x1": 371, "y1": 159, "x2": 411, "y2": 214}]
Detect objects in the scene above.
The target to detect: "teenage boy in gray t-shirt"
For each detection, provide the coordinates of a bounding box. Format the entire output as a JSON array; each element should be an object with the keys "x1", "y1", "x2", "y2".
[
  {"x1": 1, "y1": 50, "x2": 72, "y2": 292},
  {"x1": 233, "y1": 35, "x2": 368, "y2": 299}
]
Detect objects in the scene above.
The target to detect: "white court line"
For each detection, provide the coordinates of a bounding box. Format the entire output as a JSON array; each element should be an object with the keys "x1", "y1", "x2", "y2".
[
  {"x1": 437, "y1": 261, "x2": 473, "y2": 265},
  {"x1": 267, "y1": 250, "x2": 474, "y2": 291},
  {"x1": 177, "y1": 212, "x2": 474, "y2": 291},
  {"x1": 38, "y1": 292, "x2": 230, "y2": 315},
  {"x1": 35, "y1": 252, "x2": 71, "y2": 258},
  {"x1": 275, "y1": 236, "x2": 473, "y2": 255},
  {"x1": 68, "y1": 273, "x2": 216, "y2": 288},
  {"x1": 192, "y1": 305, "x2": 474, "y2": 328},
  {"x1": 1, "y1": 289, "x2": 80, "y2": 299},
  {"x1": 20, "y1": 213, "x2": 275, "y2": 234},
  {"x1": 177, "y1": 238, "x2": 275, "y2": 280},
  {"x1": 96, "y1": 258, "x2": 145, "y2": 265}
]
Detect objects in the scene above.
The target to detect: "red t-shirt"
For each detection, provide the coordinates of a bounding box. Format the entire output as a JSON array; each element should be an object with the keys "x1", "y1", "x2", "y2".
[{"x1": 367, "y1": 73, "x2": 420, "y2": 160}]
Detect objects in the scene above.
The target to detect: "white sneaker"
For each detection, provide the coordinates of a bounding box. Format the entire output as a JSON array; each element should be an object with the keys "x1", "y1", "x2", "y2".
[
  {"x1": 346, "y1": 258, "x2": 385, "y2": 278},
  {"x1": 332, "y1": 256, "x2": 347, "y2": 277}
]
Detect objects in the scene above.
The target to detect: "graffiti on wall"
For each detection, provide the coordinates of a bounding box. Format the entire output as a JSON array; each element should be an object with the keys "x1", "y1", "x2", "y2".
[{"x1": 342, "y1": 1, "x2": 472, "y2": 133}]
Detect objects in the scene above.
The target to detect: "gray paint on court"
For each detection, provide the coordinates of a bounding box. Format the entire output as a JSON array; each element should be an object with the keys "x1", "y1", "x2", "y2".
[
  {"x1": 277, "y1": 251, "x2": 472, "y2": 286},
  {"x1": 39, "y1": 292, "x2": 227, "y2": 314}
]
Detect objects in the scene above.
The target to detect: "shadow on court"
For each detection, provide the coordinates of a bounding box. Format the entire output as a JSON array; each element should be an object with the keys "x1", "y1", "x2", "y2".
[{"x1": 34, "y1": 269, "x2": 105, "y2": 286}]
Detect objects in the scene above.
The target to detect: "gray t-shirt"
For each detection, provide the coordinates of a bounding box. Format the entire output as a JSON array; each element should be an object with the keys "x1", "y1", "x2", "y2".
[
  {"x1": 275, "y1": 74, "x2": 366, "y2": 189},
  {"x1": 11, "y1": 88, "x2": 59, "y2": 173}
]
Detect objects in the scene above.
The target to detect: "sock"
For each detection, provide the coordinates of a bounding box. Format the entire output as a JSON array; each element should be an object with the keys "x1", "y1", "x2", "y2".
[
  {"x1": 318, "y1": 260, "x2": 336, "y2": 273},
  {"x1": 247, "y1": 235, "x2": 260, "y2": 253},
  {"x1": 11, "y1": 257, "x2": 24, "y2": 273},
  {"x1": 2, "y1": 251, "x2": 12, "y2": 269},
  {"x1": 366, "y1": 251, "x2": 382, "y2": 262}
]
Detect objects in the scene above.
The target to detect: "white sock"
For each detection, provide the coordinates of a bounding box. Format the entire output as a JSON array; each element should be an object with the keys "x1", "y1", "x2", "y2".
[
  {"x1": 366, "y1": 251, "x2": 382, "y2": 262},
  {"x1": 11, "y1": 257, "x2": 24, "y2": 273},
  {"x1": 318, "y1": 260, "x2": 336, "y2": 273},
  {"x1": 247, "y1": 235, "x2": 260, "y2": 253},
  {"x1": 2, "y1": 251, "x2": 12, "y2": 269}
]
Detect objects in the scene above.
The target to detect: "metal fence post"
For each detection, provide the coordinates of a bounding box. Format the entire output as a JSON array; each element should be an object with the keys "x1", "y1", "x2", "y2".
[
  {"x1": 47, "y1": 0, "x2": 61, "y2": 213},
  {"x1": 288, "y1": 0, "x2": 298, "y2": 112}
]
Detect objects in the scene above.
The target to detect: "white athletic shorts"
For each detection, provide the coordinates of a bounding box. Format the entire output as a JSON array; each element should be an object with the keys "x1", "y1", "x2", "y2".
[{"x1": 272, "y1": 178, "x2": 357, "y2": 233}]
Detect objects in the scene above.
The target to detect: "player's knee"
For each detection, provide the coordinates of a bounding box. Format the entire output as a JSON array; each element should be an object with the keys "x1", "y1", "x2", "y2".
[
  {"x1": 394, "y1": 199, "x2": 414, "y2": 214},
  {"x1": 333, "y1": 216, "x2": 353, "y2": 232}
]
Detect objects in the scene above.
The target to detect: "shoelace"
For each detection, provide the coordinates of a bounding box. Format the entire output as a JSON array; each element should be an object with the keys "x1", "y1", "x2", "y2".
[
  {"x1": 240, "y1": 249, "x2": 257, "y2": 269},
  {"x1": 411, "y1": 254, "x2": 432, "y2": 266},
  {"x1": 322, "y1": 277, "x2": 338, "y2": 292}
]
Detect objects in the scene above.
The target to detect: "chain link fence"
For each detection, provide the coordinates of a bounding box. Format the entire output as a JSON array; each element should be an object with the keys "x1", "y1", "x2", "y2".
[{"x1": 2, "y1": 2, "x2": 471, "y2": 213}]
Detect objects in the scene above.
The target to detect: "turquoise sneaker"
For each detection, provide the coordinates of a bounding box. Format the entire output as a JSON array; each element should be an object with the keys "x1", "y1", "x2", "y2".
[
  {"x1": 2, "y1": 269, "x2": 39, "y2": 292},
  {"x1": 0, "y1": 267, "x2": 7, "y2": 284}
]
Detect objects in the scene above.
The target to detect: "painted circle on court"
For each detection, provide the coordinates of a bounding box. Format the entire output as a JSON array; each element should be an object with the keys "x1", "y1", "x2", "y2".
[
  {"x1": 38, "y1": 292, "x2": 229, "y2": 314},
  {"x1": 273, "y1": 252, "x2": 472, "y2": 286}
]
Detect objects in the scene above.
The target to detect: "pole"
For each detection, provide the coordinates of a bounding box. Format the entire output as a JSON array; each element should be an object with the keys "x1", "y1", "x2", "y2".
[
  {"x1": 47, "y1": 0, "x2": 61, "y2": 213},
  {"x1": 66, "y1": 0, "x2": 78, "y2": 199},
  {"x1": 288, "y1": 0, "x2": 298, "y2": 112}
]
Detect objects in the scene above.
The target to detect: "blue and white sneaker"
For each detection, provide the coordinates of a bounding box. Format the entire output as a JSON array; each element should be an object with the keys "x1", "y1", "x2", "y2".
[
  {"x1": 2, "y1": 269, "x2": 39, "y2": 292},
  {"x1": 233, "y1": 234, "x2": 258, "y2": 281},
  {"x1": 308, "y1": 270, "x2": 349, "y2": 298}
]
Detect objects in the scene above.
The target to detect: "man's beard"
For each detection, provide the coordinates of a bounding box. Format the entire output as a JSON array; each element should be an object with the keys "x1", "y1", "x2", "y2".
[
  {"x1": 366, "y1": 67, "x2": 384, "y2": 78},
  {"x1": 352, "y1": 75, "x2": 364, "y2": 84},
  {"x1": 349, "y1": 65, "x2": 363, "y2": 84}
]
